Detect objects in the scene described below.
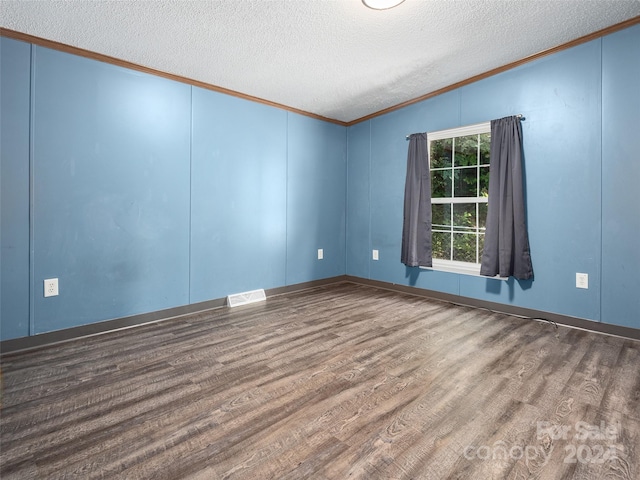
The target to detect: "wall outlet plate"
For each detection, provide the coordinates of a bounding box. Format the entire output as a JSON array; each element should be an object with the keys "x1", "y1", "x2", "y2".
[
  {"x1": 576, "y1": 273, "x2": 588, "y2": 289},
  {"x1": 44, "y1": 278, "x2": 59, "y2": 297},
  {"x1": 372, "y1": 249, "x2": 379, "y2": 260},
  {"x1": 317, "y1": 248, "x2": 323, "y2": 260}
]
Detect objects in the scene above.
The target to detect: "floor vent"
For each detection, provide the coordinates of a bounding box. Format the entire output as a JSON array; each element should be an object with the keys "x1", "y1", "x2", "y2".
[{"x1": 227, "y1": 289, "x2": 266, "y2": 307}]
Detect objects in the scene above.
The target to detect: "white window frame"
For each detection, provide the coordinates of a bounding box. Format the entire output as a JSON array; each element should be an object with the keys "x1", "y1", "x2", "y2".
[{"x1": 421, "y1": 121, "x2": 504, "y2": 278}]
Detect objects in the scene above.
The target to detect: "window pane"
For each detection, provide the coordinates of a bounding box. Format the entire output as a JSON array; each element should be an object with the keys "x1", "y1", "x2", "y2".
[
  {"x1": 454, "y1": 135, "x2": 478, "y2": 167},
  {"x1": 454, "y1": 167, "x2": 477, "y2": 197},
  {"x1": 478, "y1": 203, "x2": 488, "y2": 230},
  {"x1": 430, "y1": 138, "x2": 452, "y2": 168},
  {"x1": 431, "y1": 169, "x2": 452, "y2": 198},
  {"x1": 479, "y1": 166, "x2": 490, "y2": 197},
  {"x1": 453, "y1": 203, "x2": 476, "y2": 229},
  {"x1": 479, "y1": 133, "x2": 491, "y2": 165},
  {"x1": 427, "y1": 127, "x2": 491, "y2": 267},
  {"x1": 453, "y1": 233, "x2": 477, "y2": 263},
  {"x1": 432, "y1": 231, "x2": 451, "y2": 260},
  {"x1": 432, "y1": 203, "x2": 451, "y2": 227}
]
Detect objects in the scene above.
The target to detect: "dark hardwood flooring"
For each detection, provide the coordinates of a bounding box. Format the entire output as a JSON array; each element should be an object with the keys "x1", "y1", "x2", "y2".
[{"x1": 1, "y1": 282, "x2": 639, "y2": 479}]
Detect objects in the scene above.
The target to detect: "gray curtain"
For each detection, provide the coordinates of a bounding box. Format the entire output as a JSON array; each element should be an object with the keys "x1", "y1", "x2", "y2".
[
  {"x1": 401, "y1": 133, "x2": 432, "y2": 267},
  {"x1": 480, "y1": 116, "x2": 533, "y2": 279}
]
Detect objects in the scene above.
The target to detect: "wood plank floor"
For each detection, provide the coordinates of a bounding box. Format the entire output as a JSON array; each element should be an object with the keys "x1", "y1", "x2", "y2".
[{"x1": 1, "y1": 282, "x2": 639, "y2": 479}]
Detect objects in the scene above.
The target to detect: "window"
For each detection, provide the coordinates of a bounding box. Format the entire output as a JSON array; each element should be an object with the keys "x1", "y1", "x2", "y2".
[{"x1": 429, "y1": 122, "x2": 490, "y2": 275}]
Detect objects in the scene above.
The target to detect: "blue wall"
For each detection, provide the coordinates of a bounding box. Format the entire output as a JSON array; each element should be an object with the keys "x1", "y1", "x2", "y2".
[
  {"x1": 30, "y1": 47, "x2": 193, "y2": 334},
  {"x1": 1, "y1": 38, "x2": 31, "y2": 340},
  {"x1": 0, "y1": 40, "x2": 346, "y2": 340},
  {"x1": 601, "y1": 26, "x2": 640, "y2": 329},
  {"x1": 346, "y1": 24, "x2": 640, "y2": 329},
  {"x1": 346, "y1": 120, "x2": 371, "y2": 278},
  {"x1": 190, "y1": 88, "x2": 288, "y2": 303},
  {"x1": 286, "y1": 114, "x2": 347, "y2": 285},
  {"x1": 1, "y1": 24, "x2": 638, "y2": 341}
]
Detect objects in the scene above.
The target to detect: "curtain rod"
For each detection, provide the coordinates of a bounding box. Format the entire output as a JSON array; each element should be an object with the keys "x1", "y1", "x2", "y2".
[{"x1": 405, "y1": 114, "x2": 524, "y2": 139}]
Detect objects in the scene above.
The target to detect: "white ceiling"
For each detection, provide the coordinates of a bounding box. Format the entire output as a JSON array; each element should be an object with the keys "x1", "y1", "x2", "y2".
[{"x1": 2, "y1": 0, "x2": 639, "y2": 123}]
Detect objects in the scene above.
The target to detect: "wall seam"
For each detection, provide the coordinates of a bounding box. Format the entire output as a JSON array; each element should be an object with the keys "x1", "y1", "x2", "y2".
[
  {"x1": 344, "y1": 126, "x2": 349, "y2": 275},
  {"x1": 28, "y1": 44, "x2": 35, "y2": 336},
  {"x1": 285, "y1": 113, "x2": 289, "y2": 286},
  {"x1": 368, "y1": 120, "x2": 372, "y2": 280},
  {"x1": 188, "y1": 86, "x2": 193, "y2": 304},
  {"x1": 599, "y1": 37, "x2": 604, "y2": 324}
]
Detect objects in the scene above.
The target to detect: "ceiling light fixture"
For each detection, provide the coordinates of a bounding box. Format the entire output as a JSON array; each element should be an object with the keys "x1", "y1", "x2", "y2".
[{"x1": 362, "y1": 0, "x2": 405, "y2": 10}]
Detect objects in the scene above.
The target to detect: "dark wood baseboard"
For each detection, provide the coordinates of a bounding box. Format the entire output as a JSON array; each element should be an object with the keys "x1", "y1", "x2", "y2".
[
  {"x1": 345, "y1": 276, "x2": 640, "y2": 342},
  {"x1": 0, "y1": 276, "x2": 348, "y2": 356},
  {"x1": 0, "y1": 297, "x2": 222, "y2": 356},
  {"x1": 2, "y1": 274, "x2": 637, "y2": 355}
]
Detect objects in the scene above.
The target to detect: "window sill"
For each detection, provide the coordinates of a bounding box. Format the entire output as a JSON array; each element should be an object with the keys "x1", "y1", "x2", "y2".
[{"x1": 420, "y1": 260, "x2": 509, "y2": 280}]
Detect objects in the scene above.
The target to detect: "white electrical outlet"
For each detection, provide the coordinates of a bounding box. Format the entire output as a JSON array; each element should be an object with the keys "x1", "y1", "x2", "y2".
[
  {"x1": 372, "y1": 249, "x2": 379, "y2": 261},
  {"x1": 318, "y1": 248, "x2": 323, "y2": 260},
  {"x1": 576, "y1": 273, "x2": 589, "y2": 289},
  {"x1": 44, "y1": 278, "x2": 59, "y2": 297}
]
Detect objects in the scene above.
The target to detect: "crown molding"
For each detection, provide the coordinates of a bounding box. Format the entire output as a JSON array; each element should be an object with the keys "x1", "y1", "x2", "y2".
[
  {"x1": 346, "y1": 15, "x2": 640, "y2": 126},
  {"x1": 2, "y1": 15, "x2": 639, "y2": 128},
  {"x1": 0, "y1": 27, "x2": 348, "y2": 127}
]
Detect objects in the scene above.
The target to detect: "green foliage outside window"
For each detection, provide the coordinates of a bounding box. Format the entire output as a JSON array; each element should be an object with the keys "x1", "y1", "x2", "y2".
[{"x1": 430, "y1": 132, "x2": 490, "y2": 264}]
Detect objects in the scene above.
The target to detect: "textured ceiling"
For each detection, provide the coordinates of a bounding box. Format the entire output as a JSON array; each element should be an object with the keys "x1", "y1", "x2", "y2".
[{"x1": 2, "y1": 0, "x2": 639, "y2": 123}]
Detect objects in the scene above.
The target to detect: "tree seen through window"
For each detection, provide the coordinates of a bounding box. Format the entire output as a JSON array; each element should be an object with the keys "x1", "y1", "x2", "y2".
[{"x1": 430, "y1": 128, "x2": 490, "y2": 265}]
